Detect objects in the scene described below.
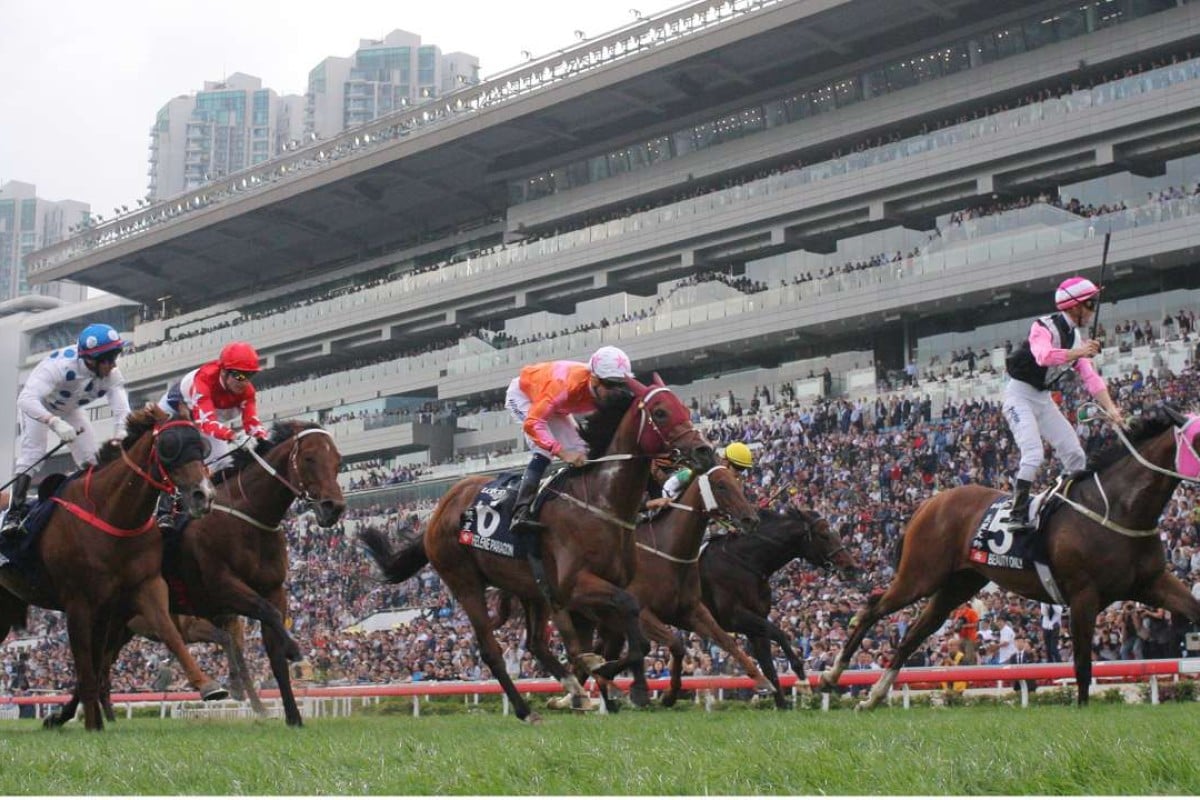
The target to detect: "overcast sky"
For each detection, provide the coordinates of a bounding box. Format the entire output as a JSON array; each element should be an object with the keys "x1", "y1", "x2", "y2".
[{"x1": 0, "y1": 0, "x2": 682, "y2": 217}]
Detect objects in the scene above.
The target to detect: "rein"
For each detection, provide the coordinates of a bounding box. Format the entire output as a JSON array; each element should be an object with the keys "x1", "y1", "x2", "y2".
[
  {"x1": 224, "y1": 428, "x2": 334, "y2": 529},
  {"x1": 51, "y1": 419, "x2": 196, "y2": 538},
  {"x1": 1052, "y1": 405, "x2": 1200, "y2": 537},
  {"x1": 637, "y1": 466, "x2": 728, "y2": 564}
]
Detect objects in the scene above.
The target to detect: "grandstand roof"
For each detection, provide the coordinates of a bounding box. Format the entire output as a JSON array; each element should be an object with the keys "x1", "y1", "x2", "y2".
[{"x1": 31, "y1": 0, "x2": 1008, "y2": 308}]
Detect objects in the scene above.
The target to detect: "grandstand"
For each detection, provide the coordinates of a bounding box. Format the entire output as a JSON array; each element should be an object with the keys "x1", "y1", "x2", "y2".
[{"x1": 10, "y1": 0, "x2": 1200, "y2": 495}]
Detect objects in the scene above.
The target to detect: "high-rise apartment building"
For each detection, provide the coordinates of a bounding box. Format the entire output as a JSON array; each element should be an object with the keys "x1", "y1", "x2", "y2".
[
  {"x1": 305, "y1": 30, "x2": 478, "y2": 140},
  {"x1": 147, "y1": 73, "x2": 305, "y2": 202},
  {"x1": 0, "y1": 181, "x2": 88, "y2": 302}
]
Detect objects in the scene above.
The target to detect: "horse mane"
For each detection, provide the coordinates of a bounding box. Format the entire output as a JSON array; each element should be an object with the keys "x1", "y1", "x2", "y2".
[
  {"x1": 94, "y1": 405, "x2": 162, "y2": 466},
  {"x1": 714, "y1": 507, "x2": 815, "y2": 575},
  {"x1": 577, "y1": 390, "x2": 636, "y2": 459},
  {"x1": 1083, "y1": 406, "x2": 1176, "y2": 475},
  {"x1": 228, "y1": 420, "x2": 324, "y2": 471}
]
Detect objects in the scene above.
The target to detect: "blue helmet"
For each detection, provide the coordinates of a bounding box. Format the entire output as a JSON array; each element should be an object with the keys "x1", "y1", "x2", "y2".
[{"x1": 77, "y1": 324, "x2": 124, "y2": 359}]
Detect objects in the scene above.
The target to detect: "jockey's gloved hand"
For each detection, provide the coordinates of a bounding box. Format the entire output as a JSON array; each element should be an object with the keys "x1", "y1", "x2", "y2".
[
  {"x1": 231, "y1": 431, "x2": 254, "y2": 450},
  {"x1": 48, "y1": 416, "x2": 78, "y2": 443}
]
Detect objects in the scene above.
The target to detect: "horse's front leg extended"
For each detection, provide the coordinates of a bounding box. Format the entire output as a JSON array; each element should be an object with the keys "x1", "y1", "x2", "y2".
[{"x1": 132, "y1": 578, "x2": 227, "y2": 701}]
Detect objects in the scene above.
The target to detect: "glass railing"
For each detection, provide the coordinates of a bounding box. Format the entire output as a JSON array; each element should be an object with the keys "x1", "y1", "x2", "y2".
[{"x1": 120, "y1": 55, "x2": 1200, "y2": 369}]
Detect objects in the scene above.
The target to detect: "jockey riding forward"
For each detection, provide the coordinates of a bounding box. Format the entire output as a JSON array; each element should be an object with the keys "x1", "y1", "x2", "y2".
[
  {"x1": 504, "y1": 345, "x2": 635, "y2": 602},
  {"x1": 2, "y1": 323, "x2": 131, "y2": 539}
]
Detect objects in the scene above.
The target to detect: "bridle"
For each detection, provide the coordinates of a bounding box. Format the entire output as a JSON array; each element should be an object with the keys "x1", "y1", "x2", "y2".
[
  {"x1": 638, "y1": 465, "x2": 732, "y2": 564},
  {"x1": 218, "y1": 428, "x2": 335, "y2": 531},
  {"x1": 1051, "y1": 406, "x2": 1200, "y2": 538}
]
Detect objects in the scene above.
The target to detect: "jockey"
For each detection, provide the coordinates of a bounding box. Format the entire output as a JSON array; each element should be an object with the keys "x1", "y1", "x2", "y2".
[
  {"x1": 2, "y1": 324, "x2": 131, "y2": 538},
  {"x1": 158, "y1": 341, "x2": 269, "y2": 477},
  {"x1": 504, "y1": 345, "x2": 635, "y2": 599},
  {"x1": 720, "y1": 441, "x2": 754, "y2": 477},
  {"x1": 1002, "y1": 277, "x2": 1125, "y2": 533}
]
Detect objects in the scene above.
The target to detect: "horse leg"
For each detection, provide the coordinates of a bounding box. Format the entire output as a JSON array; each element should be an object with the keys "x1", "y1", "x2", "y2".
[
  {"x1": 225, "y1": 618, "x2": 266, "y2": 715},
  {"x1": 522, "y1": 600, "x2": 591, "y2": 712},
  {"x1": 661, "y1": 632, "x2": 687, "y2": 708},
  {"x1": 682, "y1": 605, "x2": 774, "y2": 698},
  {"x1": 733, "y1": 609, "x2": 812, "y2": 706},
  {"x1": 213, "y1": 577, "x2": 302, "y2": 662},
  {"x1": 63, "y1": 602, "x2": 104, "y2": 731},
  {"x1": 567, "y1": 574, "x2": 650, "y2": 708},
  {"x1": 858, "y1": 572, "x2": 987, "y2": 711},
  {"x1": 1067, "y1": 590, "x2": 1101, "y2": 706},
  {"x1": 460, "y1": 589, "x2": 540, "y2": 724},
  {"x1": 819, "y1": 568, "x2": 957, "y2": 692},
  {"x1": 132, "y1": 578, "x2": 227, "y2": 701},
  {"x1": 1136, "y1": 572, "x2": 1200, "y2": 627},
  {"x1": 747, "y1": 634, "x2": 791, "y2": 709}
]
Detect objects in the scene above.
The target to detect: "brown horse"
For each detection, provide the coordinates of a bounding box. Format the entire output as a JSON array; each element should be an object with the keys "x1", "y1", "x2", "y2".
[
  {"x1": 538, "y1": 464, "x2": 771, "y2": 710},
  {"x1": 359, "y1": 375, "x2": 714, "y2": 723},
  {"x1": 0, "y1": 405, "x2": 222, "y2": 730},
  {"x1": 820, "y1": 403, "x2": 1200, "y2": 707},
  {"x1": 66, "y1": 421, "x2": 344, "y2": 727},
  {"x1": 701, "y1": 507, "x2": 858, "y2": 708}
]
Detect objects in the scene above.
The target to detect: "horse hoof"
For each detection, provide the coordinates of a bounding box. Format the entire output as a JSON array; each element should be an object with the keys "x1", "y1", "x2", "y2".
[
  {"x1": 523, "y1": 711, "x2": 543, "y2": 726},
  {"x1": 545, "y1": 695, "x2": 573, "y2": 711},
  {"x1": 570, "y1": 695, "x2": 598, "y2": 712},
  {"x1": 42, "y1": 716, "x2": 65, "y2": 730},
  {"x1": 854, "y1": 701, "x2": 873, "y2": 712},
  {"x1": 660, "y1": 694, "x2": 677, "y2": 708},
  {"x1": 754, "y1": 678, "x2": 775, "y2": 694},
  {"x1": 200, "y1": 683, "x2": 230, "y2": 702},
  {"x1": 630, "y1": 686, "x2": 650, "y2": 708},
  {"x1": 579, "y1": 653, "x2": 605, "y2": 673}
]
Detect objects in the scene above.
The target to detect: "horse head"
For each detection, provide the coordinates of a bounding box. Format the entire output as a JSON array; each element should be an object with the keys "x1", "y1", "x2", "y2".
[
  {"x1": 770, "y1": 507, "x2": 858, "y2": 579},
  {"x1": 145, "y1": 405, "x2": 215, "y2": 518},
  {"x1": 1089, "y1": 402, "x2": 1200, "y2": 485},
  {"x1": 252, "y1": 422, "x2": 347, "y2": 527},
  {"x1": 624, "y1": 374, "x2": 714, "y2": 470},
  {"x1": 690, "y1": 465, "x2": 758, "y2": 534}
]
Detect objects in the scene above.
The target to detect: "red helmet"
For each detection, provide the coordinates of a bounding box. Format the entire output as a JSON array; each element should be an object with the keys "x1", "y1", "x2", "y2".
[{"x1": 218, "y1": 341, "x2": 260, "y2": 372}]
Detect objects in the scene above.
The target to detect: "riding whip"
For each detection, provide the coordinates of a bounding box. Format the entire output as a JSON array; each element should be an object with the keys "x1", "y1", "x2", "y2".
[
  {"x1": 1090, "y1": 230, "x2": 1111, "y2": 342},
  {"x1": 0, "y1": 441, "x2": 68, "y2": 493}
]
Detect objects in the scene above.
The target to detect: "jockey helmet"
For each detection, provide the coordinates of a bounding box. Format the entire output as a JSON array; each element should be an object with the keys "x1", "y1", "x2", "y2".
[
  {"x1": 1054, "y1": 277, "x2": 1101, "y2": 311},
  {"x1": 218, "y1": 341, "x2": 261, "y2": 373},
  {"x1": 588, "y1": 346, "x2": 634, "y2": 381},
  {"x1": 77, "y1": 324, "x2": 124, "y2": 359},
  {"x1": 724, "y1": 441, "x2": 753, "y2": 469}
]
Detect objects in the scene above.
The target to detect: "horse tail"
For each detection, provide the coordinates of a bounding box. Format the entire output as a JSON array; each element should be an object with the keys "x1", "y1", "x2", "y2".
[
  {"x1": 487, "y1": 589, "x2": 518, "y2": 631},
  {"x1": 891, "y1": 531, "x2": 905, "y2": 572},
  {"x1": 357, "y1": 525, "x2": 429, "y2": 584}
]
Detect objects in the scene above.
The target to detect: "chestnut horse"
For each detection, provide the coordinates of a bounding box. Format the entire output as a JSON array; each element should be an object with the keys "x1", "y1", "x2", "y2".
[
  {"x1": 359, "y1": 375, "x2": 713, "y2": 723},
  {"x1": 700, "y1": 507, "x2": 858, "y2": 708},
  {"x1": 0, "y1": 405, "x2": 222, "y2": 730},
  {"x1": 820, "y1": 404, "x2": 1200, "y2": 707},
  {"x1": 71, "y1": 422, "x2": 345, "y2": 727}
]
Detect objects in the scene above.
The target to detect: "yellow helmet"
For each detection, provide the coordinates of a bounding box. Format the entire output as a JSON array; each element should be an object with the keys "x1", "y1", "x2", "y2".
[{"x1": 724, "y1": 441, "x2": 753, "y2": 469}]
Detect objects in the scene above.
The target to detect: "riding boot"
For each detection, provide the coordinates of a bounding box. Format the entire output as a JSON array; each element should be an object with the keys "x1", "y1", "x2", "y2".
[
  {"x1": 510, "y1": 454, "x2": 556, "y2": 605},
  {"x1": 156, "y1": 492, "x2": 178, "y2": 531},
  {"x1": 1, "y1": 474, "x2": 32, "y2": 540},
  {"x1": 1006, "y1": 479, "x2": 1033, "y2": 534}
]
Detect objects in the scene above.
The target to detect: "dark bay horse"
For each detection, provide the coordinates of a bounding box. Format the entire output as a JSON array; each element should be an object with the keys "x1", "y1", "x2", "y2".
[
  {"x1": 820, "y1": 404, "x2": 1200, "y2": 707},
  {"x1": 75, "y1": 422, "x2": 344, "y2": 727},
  {"x1": 360, "y1": 375, "x2": 713, "y2": 723},
  {"x1": 540, "y1": 464, "x2": 771, "y2": 710},
  {"x1": 0, "y1": 405, "x2": 221, "y2": 730},
  {"x1": 700, "y1": 507, "x2": 859, "y2": 708}
]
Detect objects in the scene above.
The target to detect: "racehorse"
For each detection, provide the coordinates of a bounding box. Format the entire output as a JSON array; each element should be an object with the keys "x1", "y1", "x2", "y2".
[
  {"x1": 68, "y1": 421, "x2": 344, "y2": 727},
  {"x1": 359, "y1": 375, "x2": 714, "y2": 723},
  {"x1": 512, "y1": 464, "x2": 773, "y2": 711},
  {"x1": 700, "y1": 507, "x2": 858, "y2": 708},
  {"x1": 0, "y1": 405, "x2": 222, "y2": 730},
  {"x1": 820, "y1": 403, "x2": 1200, "y2": 707}
]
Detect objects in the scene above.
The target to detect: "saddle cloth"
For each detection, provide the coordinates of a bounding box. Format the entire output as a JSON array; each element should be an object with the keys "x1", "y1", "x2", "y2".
[
  {"x1": 457, "y1": 473, "x2": 523, "y2": 558},
  {"x1": 0, "y1": 474, "x2": 72, "y2": 573},
  {"x1": 457, "y1": 470, "x2": 567, "y2": 558},
  {"x1": 968, "y1": 493, "x2": 1051, "y2": 570}
]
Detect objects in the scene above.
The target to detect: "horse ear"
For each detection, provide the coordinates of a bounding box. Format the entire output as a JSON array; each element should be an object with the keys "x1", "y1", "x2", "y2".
[
  {"x1": 651, "y1": 372, "x2": 665, "y2": 388},
  {"x1": 626, "y1": 376, "x2": 647, "y2": 396},
  {"x1": 1162, "y1": 403, "x2": 1189, "y2": 427}
]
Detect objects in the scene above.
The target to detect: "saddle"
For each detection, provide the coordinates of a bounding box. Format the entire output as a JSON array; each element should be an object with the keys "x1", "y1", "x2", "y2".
[{"x1": 969, "y1": 484, "x2": 1067, "y2": 605}]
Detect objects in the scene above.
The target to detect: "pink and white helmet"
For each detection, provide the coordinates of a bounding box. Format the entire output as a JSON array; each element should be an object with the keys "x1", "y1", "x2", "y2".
[
  {"x1": 589, "y1": 346, "x2": 634, "y2": 380},
  {"x1": 1054, "y1": 277, "x2": 1101, "y2": 311}
]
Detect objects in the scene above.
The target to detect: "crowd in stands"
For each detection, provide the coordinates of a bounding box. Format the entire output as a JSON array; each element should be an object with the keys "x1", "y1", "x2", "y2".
[{"x1": 6, "y1": 352, "x2": 1200, "y2": 698}]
